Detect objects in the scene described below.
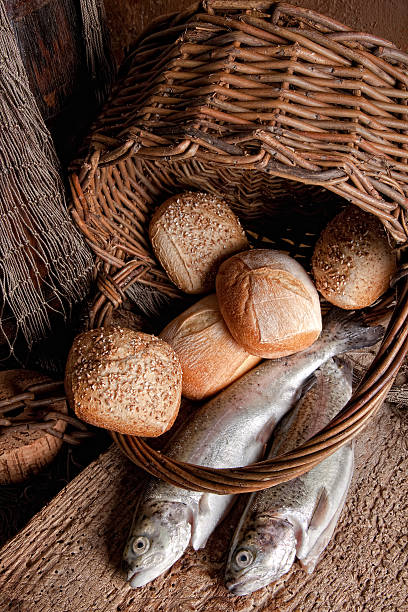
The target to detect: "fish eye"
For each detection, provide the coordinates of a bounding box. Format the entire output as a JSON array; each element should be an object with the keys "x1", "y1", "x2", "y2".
[
  {"x1": 235, "y1": 549, "x2": 254, "y2": 569},
  {"x1": 132, "y1": 536, "x2": 150, "y2": 555}
]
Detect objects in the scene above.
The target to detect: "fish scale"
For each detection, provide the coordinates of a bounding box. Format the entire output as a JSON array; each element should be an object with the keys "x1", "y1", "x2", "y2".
[
  {"x1": 225, "y1": 357, "x2": 355, "y2": 596},
  {"x1": 123, "y1": 310, "x2": 382, "y2": 589}
]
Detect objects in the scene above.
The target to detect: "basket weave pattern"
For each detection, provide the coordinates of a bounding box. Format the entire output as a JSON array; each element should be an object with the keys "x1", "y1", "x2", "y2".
[{"x1": 70, "y1": 1, "x2": 408, "y2": 494}]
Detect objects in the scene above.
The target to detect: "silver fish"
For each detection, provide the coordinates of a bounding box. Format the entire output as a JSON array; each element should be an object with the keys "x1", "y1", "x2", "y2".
[
  {"x1": 124, "y1": 311, "x2": 381, "y2": 588},
  {"x1": 225, "y1": 357, "x2": 355, "y2": 596}
]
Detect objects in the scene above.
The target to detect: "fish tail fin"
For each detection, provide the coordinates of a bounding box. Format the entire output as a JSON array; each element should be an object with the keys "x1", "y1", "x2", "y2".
[{"x1": 321, "y1": 308, "x2": 384, "y2": 354}]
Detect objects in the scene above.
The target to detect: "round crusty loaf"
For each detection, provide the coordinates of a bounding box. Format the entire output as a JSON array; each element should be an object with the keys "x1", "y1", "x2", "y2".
[
  {"x1": 0, "y1": 369, "x2": 67, "y2": 484},
  {"x1": 65, "y1": 327, "x2": 182, "y2": 437},
  {"x1": 312, "y1": 206, "x2": 397, "y2": 309},
  {"x1": 149, "y1": 191, "x2": 249, "y2": 294},
  {"x1": 216, "y1": 249, "x2": 322, "y2": 359},
  {"x1": 159, "y1": 294, "x2": 261, "y2": 400}
]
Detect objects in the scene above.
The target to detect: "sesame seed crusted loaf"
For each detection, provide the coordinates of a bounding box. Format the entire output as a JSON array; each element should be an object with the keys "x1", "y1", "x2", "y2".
[
  {"x1": 312, "y1": 206, "x2": 397, "y2": 309},
  {"x1": 149, "y1": 192, "x2": 249, "y2": 294},
  {"x1": 64, "y1": 327, "x2": 182, "y2": 437}
]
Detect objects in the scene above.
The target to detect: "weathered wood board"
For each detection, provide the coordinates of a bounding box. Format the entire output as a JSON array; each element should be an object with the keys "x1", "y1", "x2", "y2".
[
  {"x1": 1, "y1": 2, "x2": 408, "y2": 611},
  {"x1": 0, "y1": 400, "x2": 407, "y2": 612}
]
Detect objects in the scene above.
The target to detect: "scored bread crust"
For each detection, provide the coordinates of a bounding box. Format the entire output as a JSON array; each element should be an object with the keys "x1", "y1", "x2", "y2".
[
  {"x1": 65, "y1": 327, "x2": 182, "y2": 437},
  {"x1": 149, "y1": 192, "x2": 249, "y2": 294},
  {"x1": 216, "y1": 249, "x2": 322, "y2": 359},
  {"x1": 159, "y1": 294, "x2": 261, "y2": 399}
]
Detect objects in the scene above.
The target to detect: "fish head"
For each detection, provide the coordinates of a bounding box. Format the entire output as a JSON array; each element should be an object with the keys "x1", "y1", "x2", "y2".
[
  {"x1": 225, "y1": 516, "x2": 296, "y2": 596},
  {"x1": 123, "y1": 501, "x2": 192, "y2": 588}
]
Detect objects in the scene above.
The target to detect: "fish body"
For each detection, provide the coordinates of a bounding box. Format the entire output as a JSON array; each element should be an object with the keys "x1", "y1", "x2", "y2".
[
  {"x1": 124, "y1": 311, "x2": 381, "y2": 588},
  {"x1": 225, "y1": 358, "x2": 355, "y2": 596}
]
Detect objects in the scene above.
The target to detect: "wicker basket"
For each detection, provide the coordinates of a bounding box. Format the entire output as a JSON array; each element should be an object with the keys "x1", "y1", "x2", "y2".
[{"x1": 70, "y1": 0, "x2": 408, "y2": 494}]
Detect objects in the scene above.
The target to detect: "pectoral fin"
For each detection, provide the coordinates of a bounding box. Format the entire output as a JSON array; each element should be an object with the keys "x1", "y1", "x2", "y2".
[
  {"x1": 299, "y1": 488, "x2": 347, "y2": 573},
  {"x1": 296, "y1": 487, "x2": 331, "y2": 561},
  {"x1": 309, "y1": 487, "x2": 331, "y2": 532},
  {"x1": 298, "y1": 444, "x2": 354, "y2": 573},
  {"x1": 191, "y1": 493, "x2": 236, "y2": 550}
]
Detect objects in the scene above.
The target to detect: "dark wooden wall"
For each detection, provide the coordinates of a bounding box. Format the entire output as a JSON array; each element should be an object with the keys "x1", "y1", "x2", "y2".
[{"x1": 4, "y1": 0, "x2": 98, "y2": 162}]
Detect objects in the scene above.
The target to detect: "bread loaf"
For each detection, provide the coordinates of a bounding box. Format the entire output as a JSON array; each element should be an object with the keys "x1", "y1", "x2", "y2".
[
  {"x1": 149, "y1": 191, "x2": 249, "y2": 294},
  {"x1": 216, "y1": 249, "x2": 322, "y2": 358},
  {"x1": 159, "y1": 295, "x2": 261, "y2": 400},
  {"x1": 312, "y1": 206, "x2": 397, "y2": 309},
  {"x1": 65, "y1": 327, "x2": 182, "y2": 437}
]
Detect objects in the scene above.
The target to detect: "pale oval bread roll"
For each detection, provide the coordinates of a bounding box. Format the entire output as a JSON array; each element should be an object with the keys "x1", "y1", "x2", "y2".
[
  {"x1": 149, "y1": 191, "x2": 249, "y2": 294},
  {"x1": 216, "y1": 249, "x2": 322, "y2": 359},
  {"x1": 65, "y1": 327, "x2": 182, "y2": 437},
  {"x1": 159, "y1": 295, "x2": 261, "y2": 400},
  {"x1": 312, "y1": 206, "x2": 397, "y2": 309}
]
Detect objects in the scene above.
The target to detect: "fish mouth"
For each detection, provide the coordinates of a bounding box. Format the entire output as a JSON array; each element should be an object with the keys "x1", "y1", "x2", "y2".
[
  {"x1": 127, "y1": 567, "x2": 155, "y2": 589},
  {"x1": 125, "y1": 555, "x2": 175, "y2": 589},
  {"x1": 127, "y1": 566, "x2": 138, "y2": 581},
  {"x1": 226, "y1": 577, "x2": 267, "y2": 597},
  {"x1": 225, "y1": 570, "x2": 272, "y2": 597},
  {"x1": 226, "y1": 580, "x2": 251, "y2": 596}
]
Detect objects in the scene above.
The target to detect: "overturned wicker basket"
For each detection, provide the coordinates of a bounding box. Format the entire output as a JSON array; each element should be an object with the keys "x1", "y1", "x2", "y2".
[{"x1": 70, "y1": 0, "x2": 408, "y2": 494}]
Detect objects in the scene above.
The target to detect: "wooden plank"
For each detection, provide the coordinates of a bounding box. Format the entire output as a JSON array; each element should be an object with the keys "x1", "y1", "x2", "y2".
[
  {"x1": 4, "y1": 0, "x2": 94, "y2": 162},
  {"x1": 0, "y1": 400, "x2": 407, "y2": 612},
  {"x1": 5, "y1": 0, "x2": 83, "y2": 123}
]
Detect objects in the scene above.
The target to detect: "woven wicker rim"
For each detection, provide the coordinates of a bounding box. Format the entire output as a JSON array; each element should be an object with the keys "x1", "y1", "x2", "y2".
[
  {"x1": 70, "y1": 0, "x2": 408, "y2": 494},
  {"x1": 110, "y1": 280, "x2": 408, "y2": 493}
]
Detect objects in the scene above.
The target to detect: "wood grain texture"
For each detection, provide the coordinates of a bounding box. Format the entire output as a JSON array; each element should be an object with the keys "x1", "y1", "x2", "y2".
[
  {"x1": 5, "y1": 0, "x2": 82, "y2": 121},
  {"x1": 4, "y1": 0, "x2": 104, "y2": 163},
  {"x1": 0, "y1": 400, "x2": 406, "y2": 612}
]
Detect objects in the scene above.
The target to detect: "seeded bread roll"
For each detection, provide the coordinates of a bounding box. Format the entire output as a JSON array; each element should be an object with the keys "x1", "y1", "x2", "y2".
[
  {"x1": 149, "y1": 191, "x2": 249, "y2": 294},
  {"x1": 65, "y1": 327, "x2": 182, "y2": 437},
  {"x1": 312, "y1": 206, "x2": 397, "y2": 309},
  {"x1": 159, "y1": 295, "x2": 261, "y2": 400},
  {"x1": 216, "y1": 249, "x2": 322, "y2": 359}
]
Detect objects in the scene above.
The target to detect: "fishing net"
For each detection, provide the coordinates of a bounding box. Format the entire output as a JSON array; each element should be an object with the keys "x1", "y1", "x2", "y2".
[
  {"x1": 80, "y1": 0, "x2": 116, "y2": 105},
  {"x1": 0, "y1": 0, "x2": 114, "y2": 365}
]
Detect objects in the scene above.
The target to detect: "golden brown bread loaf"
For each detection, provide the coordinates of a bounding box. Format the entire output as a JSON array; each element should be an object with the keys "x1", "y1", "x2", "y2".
[
  {"x1": 312, "y1": 206, "x2": 397, "y2": 309},
  {"x1": 159, "y1": 294, "x2": 261, "y2": 400},
  {"x1": 65, "y1": 327, "x2": 182, "y2": 437},
  {"x1": 216, "y1": 249, "x2": 322, "y2": 359},
  {"x1": 149, "y1": 191, "x2": 249, "y2": 294}
]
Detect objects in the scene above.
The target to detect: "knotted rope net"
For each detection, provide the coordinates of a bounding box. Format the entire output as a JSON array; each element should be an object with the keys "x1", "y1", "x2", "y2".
[
  {"x1": 0, "y1": 0, "x2": 115, "y2": 364},
  {"x1": 80, "y1": 0, "x2": 116, "y2": 106}
]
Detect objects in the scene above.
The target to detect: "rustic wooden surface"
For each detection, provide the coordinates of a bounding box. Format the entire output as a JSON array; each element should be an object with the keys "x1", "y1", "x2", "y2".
[
  {"x1": 4, "y1": 0, "x2": 105, "y2": 162},
  {"x1": 0, "y1": 399, "x2": 406, "y2": 612},
  {"x1": 4, "y1": 0, "x2": 83, "y2": 122},
  {"x1": 1, "y1": 2, "x2": 408, "y2": 611}
]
